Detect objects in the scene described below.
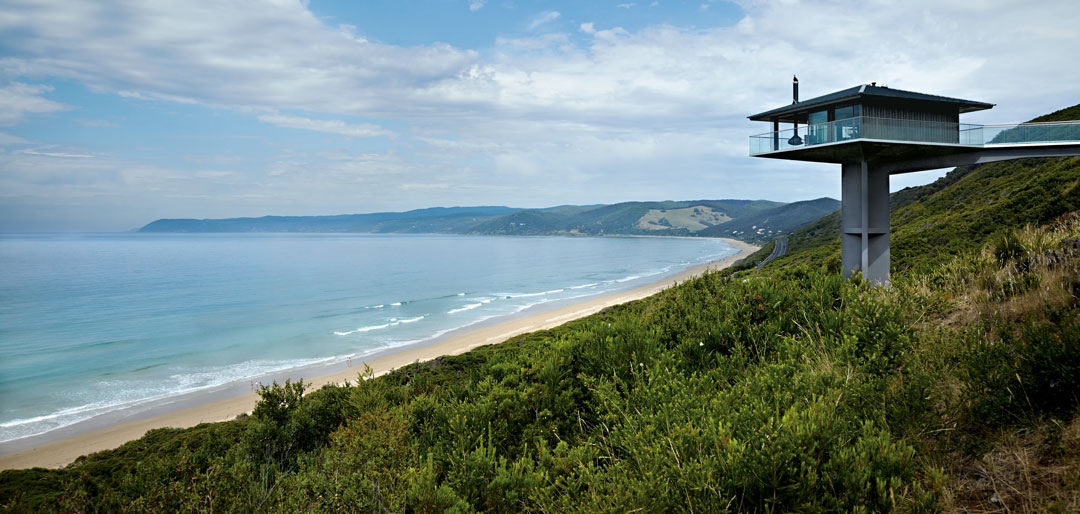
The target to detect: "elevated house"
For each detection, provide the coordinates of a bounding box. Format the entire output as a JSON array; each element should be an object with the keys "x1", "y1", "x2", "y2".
[{"x1": 749, "y1": 78, "x2": 1080, "y2": 285}]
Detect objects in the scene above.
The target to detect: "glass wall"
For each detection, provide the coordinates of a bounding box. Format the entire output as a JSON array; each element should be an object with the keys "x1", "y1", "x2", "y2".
[
  {"x1": 804, "y1": 105, "x2": 860, "y2": 145},
  {"x1": 808, "y1": 110, "x2": 829, "y2": 145},
  {"x1": 833, "y1": 104, "x2": 859, "y2": 141}
]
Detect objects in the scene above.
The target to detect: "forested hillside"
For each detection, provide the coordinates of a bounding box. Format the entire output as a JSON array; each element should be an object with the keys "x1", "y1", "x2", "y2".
[{"x1": 4, "y1": 105, "x2": 1079, "y2": 512}]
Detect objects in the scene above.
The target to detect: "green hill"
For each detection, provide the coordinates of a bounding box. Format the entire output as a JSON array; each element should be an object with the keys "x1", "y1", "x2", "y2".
[
  {"x1": 139, "y1": 199, "x2": 826, "y2": 242},
  {"x1": 697, "y1": 197, "x2": 840, "y2": 243},
  {"x1": 473, "y1": 199, "x2": 792, "y2": 236},
  {"x1": 469, "y1": 208, "x2": 572, "y2": 235},
  {"x1": 5, "y1": 106, "x2": 1079, "y2": 512}
]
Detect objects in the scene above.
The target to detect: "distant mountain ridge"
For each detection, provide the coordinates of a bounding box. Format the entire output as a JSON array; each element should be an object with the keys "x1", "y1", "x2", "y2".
[
  {"x1": 138, "y1": 206, "x2": 520, "y2": 234},
  {"x1": 139, "y1": 198, "x2": 840, "y2": 243}
]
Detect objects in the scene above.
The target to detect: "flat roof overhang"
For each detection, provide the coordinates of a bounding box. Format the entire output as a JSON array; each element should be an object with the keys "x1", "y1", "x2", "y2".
[{"x1": 749, "y1": 85, "x2": 994, "y2": 123}]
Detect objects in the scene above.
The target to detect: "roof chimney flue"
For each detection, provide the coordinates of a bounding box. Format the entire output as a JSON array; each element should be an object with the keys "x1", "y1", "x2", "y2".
[{"x1": 792, "y1": 75, "x2": 799, "y2": 104}]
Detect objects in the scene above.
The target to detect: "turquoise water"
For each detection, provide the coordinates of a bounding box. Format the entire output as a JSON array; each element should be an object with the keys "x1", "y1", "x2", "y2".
[{"x1": 0, "y1": 233, "x2": 734, "y2": 443}]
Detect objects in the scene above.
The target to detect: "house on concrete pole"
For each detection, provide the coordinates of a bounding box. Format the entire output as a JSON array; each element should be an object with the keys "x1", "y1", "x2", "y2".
[{"x1": 749, "y1": 77, "x2": 1080, "y2": 285}]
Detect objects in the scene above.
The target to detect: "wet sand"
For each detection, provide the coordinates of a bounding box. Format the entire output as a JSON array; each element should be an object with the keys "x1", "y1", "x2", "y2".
[{"x1": 0, "y1": 238, "x2": 758, "y2": 470}]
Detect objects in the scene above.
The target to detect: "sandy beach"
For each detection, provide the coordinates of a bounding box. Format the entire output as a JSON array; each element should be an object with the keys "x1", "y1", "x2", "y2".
[{"x1": 0, "y1": 238, "x2": 758, "y2": 471}]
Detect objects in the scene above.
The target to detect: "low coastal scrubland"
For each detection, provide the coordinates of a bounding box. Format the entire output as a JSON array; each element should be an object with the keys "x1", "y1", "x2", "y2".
[
  {"x1": 5, "y1": 214, "x2": 1078, "y2": 512},
  {"x1": 1, "y1": 106, "x2": 1078, "y2": 512}
]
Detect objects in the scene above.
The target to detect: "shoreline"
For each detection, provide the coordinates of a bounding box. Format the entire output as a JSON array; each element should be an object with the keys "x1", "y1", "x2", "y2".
[{"x1": 0, "y1": 238, "x2": 758, "y2": 471}]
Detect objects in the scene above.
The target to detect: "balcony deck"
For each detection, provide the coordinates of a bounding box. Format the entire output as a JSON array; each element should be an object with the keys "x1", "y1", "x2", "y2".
[{"x1": 749, "y1": 117, "x2": 1080, "y2": 164}]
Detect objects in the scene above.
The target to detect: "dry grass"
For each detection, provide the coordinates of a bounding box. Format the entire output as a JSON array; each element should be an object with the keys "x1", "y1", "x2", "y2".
[
  {"x1": 948, "y1": 417, "x2": 1080, "y2": 513},
  {"x1": 898, "y1": 212, "x2": 1080, "y2": 512},
  {"x1": 975, "y1": 262, "x2": 1080, "y2": 322},
  {"x1": 928, "y1": 212, "x2": 1080, "y2": 327}
]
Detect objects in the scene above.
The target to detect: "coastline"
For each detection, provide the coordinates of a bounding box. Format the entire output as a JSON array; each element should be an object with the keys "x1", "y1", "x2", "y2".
[{"x1": 0, "y1": 237, "x2": 758, "y2": 471}]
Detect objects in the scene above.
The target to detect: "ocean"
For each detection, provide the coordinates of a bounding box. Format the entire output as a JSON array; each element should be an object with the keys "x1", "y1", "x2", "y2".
[{"x1": 0, "y1": 233, "x2": 735, "y2": 444}]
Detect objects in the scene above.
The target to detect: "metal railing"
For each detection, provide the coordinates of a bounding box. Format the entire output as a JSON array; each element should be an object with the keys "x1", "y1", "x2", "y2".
[{"x1": 750, "y1": 117, "x2": 1080, "y2": 155}]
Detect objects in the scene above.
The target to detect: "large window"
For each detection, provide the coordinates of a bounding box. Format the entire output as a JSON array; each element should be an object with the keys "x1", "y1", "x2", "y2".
[
  {"x1": 833, "y1": 104, "x2": 860, "y2": 141},
  {"x1": 808, "y1": 110, "x2": 829, "y2": 144},
  {"x1": 803, "y1": 105, "x2": 862, "y2": 146}
]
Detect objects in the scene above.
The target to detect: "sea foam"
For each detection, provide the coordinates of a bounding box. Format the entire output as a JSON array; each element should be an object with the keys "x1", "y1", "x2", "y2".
[
  {"x1": 447, "y1": 303, "x2": 482, "y2": 314},
  {"x1": 335, "y1": 323, "x2": 391, "y2": 336}
]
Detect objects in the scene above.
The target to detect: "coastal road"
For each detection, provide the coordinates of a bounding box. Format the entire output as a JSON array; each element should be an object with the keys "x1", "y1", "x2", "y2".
[{"x1": 756, "y1": 239, "x2": 787, "y2": 268}]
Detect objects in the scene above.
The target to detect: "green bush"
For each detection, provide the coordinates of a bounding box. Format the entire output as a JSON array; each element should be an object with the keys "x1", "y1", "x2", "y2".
[
  {"x1": 245, "y1": 380, "x2": 356, "y2": 472},
  {"x1": 994, "y1": 229, "x2": 1027, "y2": 266}
]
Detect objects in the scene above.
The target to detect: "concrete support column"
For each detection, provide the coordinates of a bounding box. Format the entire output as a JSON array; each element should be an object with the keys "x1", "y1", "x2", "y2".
[{"x1": 841, "y1": 160, "x2": 890, "y2": 285}]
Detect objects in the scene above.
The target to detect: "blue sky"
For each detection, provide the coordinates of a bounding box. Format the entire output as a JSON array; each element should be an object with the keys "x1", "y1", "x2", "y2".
[{"x1": 1, "y1": 0, "x2": 1079, "y2": 231}]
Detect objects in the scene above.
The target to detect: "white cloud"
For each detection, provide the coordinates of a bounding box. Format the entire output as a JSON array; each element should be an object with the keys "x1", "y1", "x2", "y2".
[
  {"x1": 256, "y1": 114, "x2": 394, "y2": 138},
  {"x1": 618, "y1": 3, "x2": 636, "y2": 8},
  {"x1": 0, "y1": 145, "x2": 438, "y2": 230},
  {"x1": 2, "y1": 0, "x2": 1080, "y2": 229},
  {"x1": 0, "y1": 82, "x2": 69, "y2": 125},
  {"x1": 0, "y1": 0, "x2": 477, "y2": 117},
  {"x1": 469, "y1": 0, "x2": 485, "y2": 11},
  {"x1": 6, "y1": 0, "x2": 1075, "y2": 132},
  {"x1": 527, "y1": 11, "x2": 561, "y2": 31},
  {"x1": 21, "y1": 148, "x2": 94, "y2": 158}
]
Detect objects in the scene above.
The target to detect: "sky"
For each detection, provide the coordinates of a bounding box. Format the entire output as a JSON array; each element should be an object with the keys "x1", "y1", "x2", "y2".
[{"x1": 1, "y1": 0, "x2": 1078, "y2": 231}]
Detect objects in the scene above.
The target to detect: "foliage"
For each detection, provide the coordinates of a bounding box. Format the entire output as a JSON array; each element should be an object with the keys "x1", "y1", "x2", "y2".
[
  {"x1": 244, "y1": 379, "x2": 359, "y2": 475},
  {"x1": 4, "y1": 106, "x2": 1080, "y2": 512}
]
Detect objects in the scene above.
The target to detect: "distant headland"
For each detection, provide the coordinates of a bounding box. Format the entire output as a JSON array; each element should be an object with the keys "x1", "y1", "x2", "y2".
[{"x1": 138, "y1": 198, "x2": 840, "y2": 244}]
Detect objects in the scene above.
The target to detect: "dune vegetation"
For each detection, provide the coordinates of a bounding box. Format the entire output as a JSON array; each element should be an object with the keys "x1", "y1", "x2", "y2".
[{"x1": 2, "y1": 108, "x2": 1079, "y2": 513}]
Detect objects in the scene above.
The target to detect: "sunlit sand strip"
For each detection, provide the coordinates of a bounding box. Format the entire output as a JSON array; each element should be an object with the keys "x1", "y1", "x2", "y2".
[
  {"x1": 486, "y1": 327, "x2": 534, "y2": 342},
  {"x1": 546, "y1": 308, "x2": 597, "y2": 324}
]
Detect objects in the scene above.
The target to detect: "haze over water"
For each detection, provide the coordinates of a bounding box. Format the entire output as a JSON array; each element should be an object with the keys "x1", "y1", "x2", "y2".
[{"x1": 0, "y1": 233, "x2": 735, "y2": 443}]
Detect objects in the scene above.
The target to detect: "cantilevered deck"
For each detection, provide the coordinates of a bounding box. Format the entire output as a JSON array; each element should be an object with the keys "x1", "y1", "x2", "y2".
[{"x1": 750, "y1": 117, "x2": 1080, "y2": 163}]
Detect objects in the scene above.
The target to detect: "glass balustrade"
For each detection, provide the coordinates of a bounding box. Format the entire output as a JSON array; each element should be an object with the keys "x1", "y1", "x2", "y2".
[{"x1": 750, "y1": 117, "x2": 1080, "y2": 155}]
